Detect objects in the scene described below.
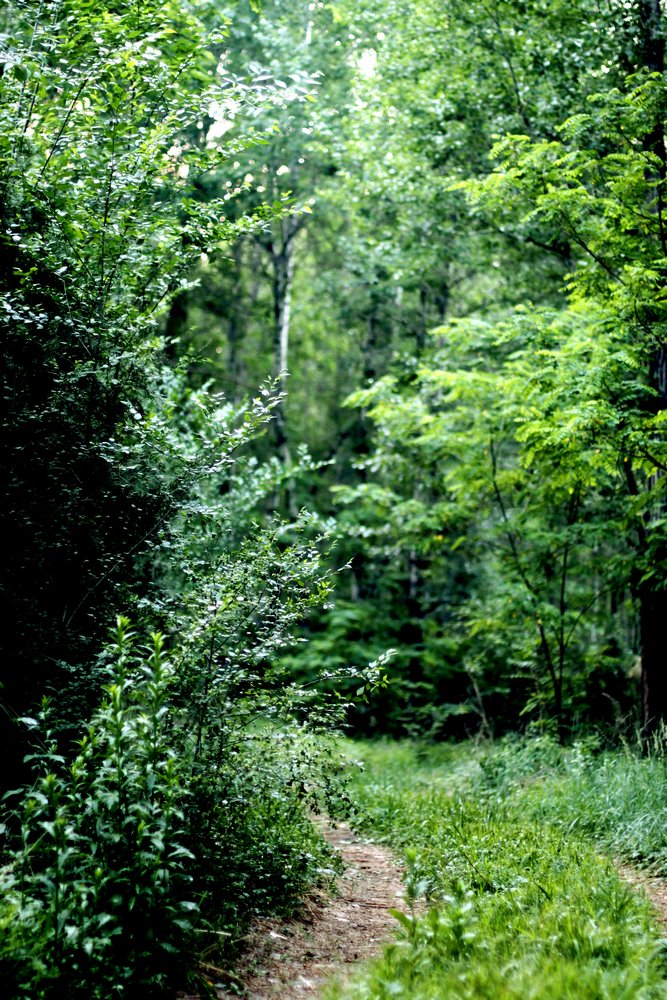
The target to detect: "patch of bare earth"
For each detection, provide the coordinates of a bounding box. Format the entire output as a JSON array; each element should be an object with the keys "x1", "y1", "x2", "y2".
[
  {"x1": 193, "y1": 822, "x2": 407, "y2": 999},
  {"x1": 617, "y1": 863, "x2": 667, "y2": 930}
]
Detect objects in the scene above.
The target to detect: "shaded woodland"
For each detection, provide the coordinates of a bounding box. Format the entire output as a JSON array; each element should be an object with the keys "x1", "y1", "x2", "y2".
[{"x1": 3, "y1": 0, "x2": 667, "y2": 994}]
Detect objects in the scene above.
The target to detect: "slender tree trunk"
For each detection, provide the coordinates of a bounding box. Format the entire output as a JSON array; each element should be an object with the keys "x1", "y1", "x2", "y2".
[
  {"x1": 435, "y1": 281, "x2": 450, "y2": 322},
  {"x1": 639, "y1": 576, "x2": 667, "y2": 738},
  {"x1": 489, "y1": 438, "x2": 565, "y2": 738},
  {"x1": 271, "y1": 234, "x2": 294, "y2": 471},
  {"x1": 264, "y1": 214, "x2": 304, "y2": 515},
  {"x1": 363, "y1": 294, "x2": 380, "y2": 383},
  {"x1": 417, "y1": 286, "x2": 427, "y2": 353},
  {"x1": 637, "y1": 349, "x2": 667, "y2": 737},
  {"x1": 164, "y1": 290, "x2": 188, "y2": 360},
  {"x1": 227, "y1": 240, "x2": 247, "y2": 403}
]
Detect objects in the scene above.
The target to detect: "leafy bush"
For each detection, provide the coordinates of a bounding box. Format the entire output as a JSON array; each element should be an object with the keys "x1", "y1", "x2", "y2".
[
  {"x1": 0, "y1": 617, "x2": 355, "y2": 996},
  {"x1": 185, "y1": 727, "x2": 343, "y2": 935},
  {"x1": 1, "y1": 556, "x2": 380, "y2": 995},
  {"x1": 0, "y1": 620, "x2": 194, "y2": 998},
  {"x1": 0, "y1": 0, "x2": 282, "y2": 782}
]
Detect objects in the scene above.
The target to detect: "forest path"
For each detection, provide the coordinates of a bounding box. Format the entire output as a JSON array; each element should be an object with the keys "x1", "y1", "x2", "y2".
[
  {"x1": 212, "y1": 822, "x2": 406, "y2": 999},
  {"x1": 618, "y1": 864, "x2": 667, "y2": 930}
]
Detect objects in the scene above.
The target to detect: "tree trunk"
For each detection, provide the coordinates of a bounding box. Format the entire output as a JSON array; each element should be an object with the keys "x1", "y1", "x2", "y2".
[
  {"x1": 638, "y1": 349, "x2": 667, "y2": 736},
  {"x1": 271, "y1": 235, "x2": 294, "y2": 471},
  {"x1": 639, "y1": 576, "x2": 667, "y2": 738},
  {"x1": 227, "y1": 240, "x2": 247, "y2": 403}
]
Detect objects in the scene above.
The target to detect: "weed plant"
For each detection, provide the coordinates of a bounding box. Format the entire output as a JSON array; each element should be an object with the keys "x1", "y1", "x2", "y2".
[
  {"x1": 0, "y1": 623, "x2": 193, "y2": 998},
  {"x1": 0, "y1": 621, "x2": 343, "y2": 998},
  {"x1": 327, "y1": 740, "x2": 667, "y2": 999}
]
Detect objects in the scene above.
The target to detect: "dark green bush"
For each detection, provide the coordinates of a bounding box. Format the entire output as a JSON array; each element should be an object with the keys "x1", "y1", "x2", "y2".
[{"x1": 0, "y1": 609, "x2": 359, "y2": 996}]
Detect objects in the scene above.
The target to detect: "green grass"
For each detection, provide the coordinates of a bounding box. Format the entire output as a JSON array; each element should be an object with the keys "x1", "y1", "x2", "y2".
[
  {"x1": 482, "y1": 736, "x2": 667, "y2": 870},
  {"x1": 325, "y1": 739, "x2": 667, "y2": 999}
]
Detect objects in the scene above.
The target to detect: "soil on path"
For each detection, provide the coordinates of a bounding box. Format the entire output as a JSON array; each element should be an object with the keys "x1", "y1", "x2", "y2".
[
  {"x1": 618, "y1": 863, "x2": 667, "y2": 931},
  {"x1": 196, "y1": 822, "x2": 407, "y2": 999}
]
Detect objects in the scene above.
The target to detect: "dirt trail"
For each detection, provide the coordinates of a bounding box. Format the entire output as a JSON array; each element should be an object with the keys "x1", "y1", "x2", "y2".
[
  {"x1": 208, "y1": 823, "x2": 406, "y2": 999},
  {"x1": 618, "y1": 864, "x2": 667, "y2": 930}
]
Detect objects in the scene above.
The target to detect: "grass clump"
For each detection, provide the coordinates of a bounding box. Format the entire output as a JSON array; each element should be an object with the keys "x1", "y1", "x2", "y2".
[
  {"x1": 482, "y1": 736, "x2": 667, "y2": 870},
  {"x1": 327, "y1": 740, "x2": 667, "y2": 1000}
]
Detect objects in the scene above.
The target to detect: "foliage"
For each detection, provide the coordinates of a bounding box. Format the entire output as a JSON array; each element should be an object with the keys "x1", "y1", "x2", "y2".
[
  {"x1": 326, "y1": 304, "x2": 638, "y2": 736},
  {"x1": 0, "y1": 1, "x2": 371, "y2": 994},
  {"x1": 318, "y1": 21, "x2": 667, "y2": 735},
  {"x1": 0, "y1": 621, "x2": 194, "y2": 998},
  {"x1": 0, "y1": 0, "x2": 274, "y2": 765},
  {"x1": 172, "y1": 0, "x2": 356, "y2": 472},
  {"x1": 0, "y1": 610, "x2": 357, "y2": 996},
  {"x1": 8, "y1": 0, "x2": 667, "y2": 988}
]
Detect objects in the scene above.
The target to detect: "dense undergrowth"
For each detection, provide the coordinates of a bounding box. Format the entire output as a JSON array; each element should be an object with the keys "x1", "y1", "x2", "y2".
[
  {"x1": 328, "y1": 738, "x2": 667, "y2": 999},
  {"x1": 0, "y1": 621, "x2": 345, "y2": 999}
]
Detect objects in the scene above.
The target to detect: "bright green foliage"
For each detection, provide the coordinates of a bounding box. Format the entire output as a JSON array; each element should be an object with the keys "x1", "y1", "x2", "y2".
[
  {"x1": 323, "y1": 0, "x2": 630, "y2": 351},
  {"x1": 0, "y1": 621, "x2": 193, "y2": 997},
  {"x1": 172, "y1": 0, "x2": 356, "y2": 470},
  {"x1": 327, "y1": 740, "x2": 667, "y2": 1000},
  {"x1": 267, "y1": 0, "x2": 662, "y2": 738},
  {"x1": 322, "y1": 24, "x2": 667, "y2": 735},
  {"x1": 470, "y1": 69, "x2": 667, "y2": 525},
  {"x1": 331, "y1": 304, "x2": 638, "y2": 734}
]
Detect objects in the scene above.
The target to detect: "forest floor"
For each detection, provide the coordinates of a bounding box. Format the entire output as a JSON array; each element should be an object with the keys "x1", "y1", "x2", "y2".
[
  {"x1": 618, "y1": 864, "x2": 667, "y2": 931},
  {"x1": 180, "y1": 844, "x2": 667, "y2": 1000},
  {"x1": 183, "y1": 846, "x2": 667, "y2": 1000},
  {"x1": 193, "y1": 822, "x2": 406, "y2": 999},
  {"x1": 180, "y1": 741, "x2": 667, "y2": 1000}
]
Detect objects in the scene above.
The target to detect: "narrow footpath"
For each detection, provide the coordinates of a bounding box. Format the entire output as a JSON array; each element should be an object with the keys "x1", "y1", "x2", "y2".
[
  {"x1": 212, "y1": 823, "x2": 406, "y2": 999},
  {"x1": 178, "y1": 836, "x2": 667, "y2": 1000},
  {"x1": 618, "y1": 864, "x2": 667, "y2": 931}
]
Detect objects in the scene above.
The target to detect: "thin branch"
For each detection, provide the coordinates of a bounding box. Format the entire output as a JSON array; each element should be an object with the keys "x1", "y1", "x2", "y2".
[
  {"x1": 39, "y1": 74, "x2": 91, "y2": 179},
  {"x1": 488, "y1": 437, "x2": 559, "y2": 695}
]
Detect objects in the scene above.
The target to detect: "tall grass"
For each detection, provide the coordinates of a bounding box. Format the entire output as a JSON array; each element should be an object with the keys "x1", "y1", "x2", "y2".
[
  {"x1": 465, "y1": 733, "x2": 667, "y2": 870},
  {"x1": 327, "y1": 738, "x2": 667, "y2": 1000}
]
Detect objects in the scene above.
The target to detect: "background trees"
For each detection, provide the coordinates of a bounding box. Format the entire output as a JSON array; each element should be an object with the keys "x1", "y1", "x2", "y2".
[
  {"x1": 4, "y1": 0, "x2": 666, "y2": 768},
  {"x1": 296, "y1": 0, "x2": 667, "y2": 739}
]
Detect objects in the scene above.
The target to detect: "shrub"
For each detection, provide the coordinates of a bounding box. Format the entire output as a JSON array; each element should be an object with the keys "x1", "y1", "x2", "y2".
[
  {"x1": 0, "y1": 619, "x2": 195, "y2": 998},
  {"x1": 0, "y1": 609, "x2": 359, "y2": 995}
]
